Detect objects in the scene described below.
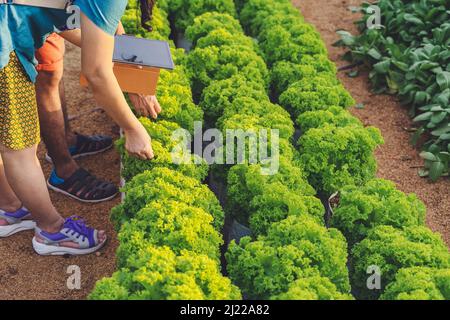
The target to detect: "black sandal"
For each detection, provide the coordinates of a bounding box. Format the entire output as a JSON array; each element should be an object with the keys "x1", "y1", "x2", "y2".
[
  {"x1": 45, "y1": 134, "x2": 113, "y2": 163},
  {"x1": 47, "y1": 168, "x2": 119, "y2": 203}
]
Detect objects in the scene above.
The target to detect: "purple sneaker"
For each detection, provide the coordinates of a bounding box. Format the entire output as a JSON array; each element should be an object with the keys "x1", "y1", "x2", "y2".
[
  {"x1": 0, "y1": 207, "x2": 35, "y2": 237},
  {"x1": 32, "y1": 216, "x2": 107, "y2": 256}
]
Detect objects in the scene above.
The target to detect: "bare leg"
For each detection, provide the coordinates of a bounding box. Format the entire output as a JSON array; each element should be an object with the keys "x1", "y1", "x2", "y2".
[
  {"x1": 0, "y1": 144, "x2": 63, "y2": 233},
  {"x1": 59, "y1": 79, "x2": 77, "y2": 145},
  {"x1": 0, "y1": 155, "x2": 22, "y2": 226},
  {"x1": 1, "y1": 144, "x2": 106, "y2": 247},
  {"x1": 35, "y1": 69, "x2": 78, "y2": 179}
]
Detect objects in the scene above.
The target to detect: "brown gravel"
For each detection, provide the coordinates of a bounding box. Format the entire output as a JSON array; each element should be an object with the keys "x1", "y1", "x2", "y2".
[
  {"x1": 0, "y1": 43, "x2": 120, "y2": 300},
  {"x1": 292, "y1": 0, "x2": 450, "y2": 247}
]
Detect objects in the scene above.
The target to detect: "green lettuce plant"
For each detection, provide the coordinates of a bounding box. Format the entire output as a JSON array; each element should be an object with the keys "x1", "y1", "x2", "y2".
[
  {"x1": 196, "y1": 28, "x2": 258, "y2": 51},
  {"x1": 271, "y1": 275, "x2": 354, "y2": 300},
  {"x1": 185, "y1": 12, "x2": 244, "y2": 47},
  {"x1": 117, "y1": 122, "x2": 208, "y2": 182},
  {"x1": 226, "y1": 215, "x2": 350, "y2": 299},
  {"x1": 297, "y1": 124, "x2": 384, "y2": 195},
  {"x1": 351, "y1": 225, "x2": 450, "y2": 299},
  {"x1": 185, "y1": 45, "x2": 269, "y2": 100},
  {"x1": 90, "y1": 246, "x2": 242, "y2": 300},
  {"x1": 111, "y1": 168, "x2": 224, "y2": 231},
  {"x1": 218, "y1": 97, "x2": 294, "y2": 140},
  {"x1": 270, "y1": 55, "x2": 337, "y2": 98},
  {"x1": 279, "y1": 73, "x2": 355, "y2": 118},
  {"x1": 169, "y1": 0, "x2": 236, "y2": 32},
  {"x1": 156, "y1": 82, "x2": 203, "y2": 133},
  {"x1": 199, "y1": 75, "x2": 268, "y2": 124},
  {"x1": 226, "y1": 157, "x2": 315, "y2": 224},
  {"x1": 239, "y1": 0, "x2": 299, "y2": 37},
  {"x1": 381, "y1": 267, "x2": 450, "y2": 300},
  {"x1": 248, "y1": 182, "x2": 324, "y2": 236},
  {"x1": 116, "y1": 200, "x2": 222, "y2": 265},
  {"x1": 296, "y1": 106, "x2": 362, "y2": 134},
  {"x1": 258, "y1": 24, "x2": 327, "y2": 67},
  {"x1": 331, "y1": 179, "x2": 426, "y2": 245}
]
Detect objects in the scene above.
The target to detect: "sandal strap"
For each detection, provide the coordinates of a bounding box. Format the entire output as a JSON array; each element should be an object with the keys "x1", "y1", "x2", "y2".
[
  {"x1": 58, "y1": 168, "x2": 117, "y2": 201},
  {"x1": 75, "y1": 134, "x2": 112, "y2": 154},
  {"x1": 0, "y1": 207, "x2": 30, "y2": 225},
  {"x1": 36, "y1": 216, "x2": 98, "y2": 249}
]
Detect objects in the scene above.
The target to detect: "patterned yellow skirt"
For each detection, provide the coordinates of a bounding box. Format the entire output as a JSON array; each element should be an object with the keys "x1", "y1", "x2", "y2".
[{"x1": 0, "y1": 52, "x2": 40, "y2": 151}]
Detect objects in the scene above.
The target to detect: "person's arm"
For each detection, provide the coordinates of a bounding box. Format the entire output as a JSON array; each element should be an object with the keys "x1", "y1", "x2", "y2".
[
  {"x1": 60, "y1": 21, "x2": 162, "y2": 119},
  {"x1": 115, "y1": 22, "x2": 162, "y2": 119},
  {"x1": 76, "y1": 13, "x2": 153, "y2": 160}
]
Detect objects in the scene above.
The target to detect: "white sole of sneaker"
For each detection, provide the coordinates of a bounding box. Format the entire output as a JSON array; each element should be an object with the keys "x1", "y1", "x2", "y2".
[
  {"x1": 47, "y1": 179, "x2": 118, "y2": 203},
  {"x1": 45, "y1": 144, "x2": 113, "y2": 164},
  {"x1": 0, "y1": 220, "x2": 36, "y2": 238},
  {"x1": 32, "y1": 236, "x2": 107, "y2": 256}
]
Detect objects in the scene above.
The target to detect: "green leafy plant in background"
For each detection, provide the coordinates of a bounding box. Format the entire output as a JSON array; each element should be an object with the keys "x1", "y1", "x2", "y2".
[
  {"x1": 271, "y1": 275, "x2": 354, "y2": 300},
  {"x1": 330, "y1": 179, "x2": 426, "y2": 245},
  {"x1": 196, "y1": 29, "x2": 258, "y2": 51},
  {"x1": 270, "y1": 55, "x2": 337, "y2": 99},
  {"x1": 380, "y1": 267, "x2": 450, "y2": 300},
  {"x1": 296, "y1": 106, "x2": 362, "y2": 133},
  {"x1": 239, "y1": 0, "x2": 300, "y2": 37},
  {"x1": 279, "y1": 73, "x2": 355, "y2": 118},
  {"x1": 258, "y1": 24, "x2": 327, "y2": 67},
  {"x1": 351, "y1": 225, "x2": 450, "y2": 300},
  {"x1": 226, "y1": 215, "x2": 350, "y2": 299},
  {"x1": 199, "y1": 75, "x2": 269, "y2": 124},
  {"x1": 185, "y1": 12, "x2": 244, "y2": 47},
  {"x1": 248, "y1": 182, "x2": 325, "y2": 236},
  {"x1": 334, "y1": 1, "x2": 450, "y2": 180},
  {"x1": 226, "y1": 157, "x2": 316, "y2": 224},
  {"x1": 185, "y1": 44, "x2": 269, "y2": 100},
  {"x1": 169, "y1": 0, "x2": 237, "y2": 32},
  {"x1": 217, "y1": 97, "x2": 294, "y2": 140},
  {"x1": 297, "y1": 124, "x2": 384, "y2": 195}
]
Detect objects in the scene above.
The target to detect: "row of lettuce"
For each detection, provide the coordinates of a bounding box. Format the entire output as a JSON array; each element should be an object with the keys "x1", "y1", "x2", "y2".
[
  {"x1": 335, "y1": 0, "x2": 450, "y2": 180},
  {"x1": 169, "y1": 0, "x2": 449, "y2": 300},
  {"x1": 175, "y1": 5, "x2": 354, "y2": 300},
  {"x1": 89, "y1": 0, "x2": 241, "y2": 300}
]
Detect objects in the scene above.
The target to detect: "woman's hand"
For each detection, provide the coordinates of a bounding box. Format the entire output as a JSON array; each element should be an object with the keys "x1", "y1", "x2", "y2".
[
  {"x1": 124, "y1": 122, "x2": 154, "y2": 160},
  {"x1": 129, "y1": 94, "x2": 162, "y2": 119}
]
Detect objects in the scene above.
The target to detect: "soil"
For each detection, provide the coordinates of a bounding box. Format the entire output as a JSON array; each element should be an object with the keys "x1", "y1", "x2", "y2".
[
  {"x1": 0, "y1": 43, "x2": 120, "y2": 300},
  {"x1": 291, "y1": 0, "x2": 450, "y2": 247}
]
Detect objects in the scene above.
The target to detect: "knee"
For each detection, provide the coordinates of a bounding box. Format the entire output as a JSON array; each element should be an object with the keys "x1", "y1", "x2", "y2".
[{"x1": 36, "y1": 68, "x2": 63, "y2": 90}]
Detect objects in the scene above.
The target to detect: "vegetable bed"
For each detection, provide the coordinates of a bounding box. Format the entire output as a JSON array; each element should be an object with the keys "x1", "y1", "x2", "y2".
[
  {"x1": 335, "y1": 0, "x2": 450, "y2": 181},
  {"x1": 90, "y1": 0, "x2": 450, "y2": 300}
]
